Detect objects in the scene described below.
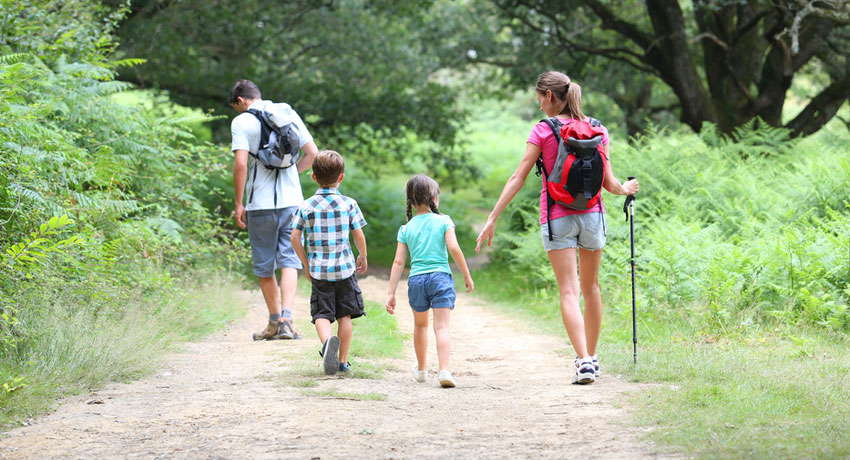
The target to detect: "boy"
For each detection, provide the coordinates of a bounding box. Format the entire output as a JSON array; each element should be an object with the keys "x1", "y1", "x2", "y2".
[{"x1": 290, "y1": 150, "x2": 367, "y2": 376}]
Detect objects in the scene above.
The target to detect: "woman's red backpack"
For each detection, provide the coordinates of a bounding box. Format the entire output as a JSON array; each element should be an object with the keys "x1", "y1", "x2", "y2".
[{"x1": 535, "y1": 117, "x2": 607, "y2": 240}]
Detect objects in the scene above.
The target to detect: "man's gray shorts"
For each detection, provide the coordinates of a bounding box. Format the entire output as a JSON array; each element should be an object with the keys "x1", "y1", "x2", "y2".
[
  {"x1": 246, "y1": 207, "x2": 303, "y2": 277},
  {"x1": 541, "y1": 212, "x2": 607, "y2": 251}
]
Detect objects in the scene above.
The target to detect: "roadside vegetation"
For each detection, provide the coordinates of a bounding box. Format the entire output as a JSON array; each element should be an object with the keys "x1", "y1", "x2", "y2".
[
  {"x1": 0, "y1": 2, "x2": 245, "y2": 425},
  {"x1": 470, "y1": 99, "x2": 850, "y2": 458}
]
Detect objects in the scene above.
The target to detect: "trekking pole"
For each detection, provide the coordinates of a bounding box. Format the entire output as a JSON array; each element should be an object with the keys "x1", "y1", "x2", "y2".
[{"x1": 623, "y1": 177, "x2": 637, "y2": 365}]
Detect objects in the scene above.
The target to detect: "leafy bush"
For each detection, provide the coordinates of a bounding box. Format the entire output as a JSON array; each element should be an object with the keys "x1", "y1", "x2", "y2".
[
  {"x1": 489, "y1": 122, "x2": 850, "y2": 332},
  {"x1": 0, "y1": 0, "x2": 244, "y2": 423}
]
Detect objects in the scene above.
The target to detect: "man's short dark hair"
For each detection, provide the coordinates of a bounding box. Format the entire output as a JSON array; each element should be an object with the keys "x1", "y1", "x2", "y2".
[
  {"x1": 229, "y1": 80, "x2": 262, "y2": 105},
  {"x1": 313, "y1": 150, "x2": 345, "y2": 186}
]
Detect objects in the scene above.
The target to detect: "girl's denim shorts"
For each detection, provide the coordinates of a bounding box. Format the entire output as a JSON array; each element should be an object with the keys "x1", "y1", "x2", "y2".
[
  {"x1": 541, "y1": 212, "x2": 607, "y2": 252},
  {"x1": 407, "y1": 271, "x2": 456, "y2": 312}
]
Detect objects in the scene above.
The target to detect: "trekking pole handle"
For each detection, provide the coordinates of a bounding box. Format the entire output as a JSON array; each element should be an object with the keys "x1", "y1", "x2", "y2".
[{"x1": 623, "y1": 177, "x2": 636, "y2": 220}]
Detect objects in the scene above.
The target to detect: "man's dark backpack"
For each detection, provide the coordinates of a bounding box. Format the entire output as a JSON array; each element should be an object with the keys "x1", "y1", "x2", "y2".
[
  {"x1": 245, "y1": 107, "x2": 301, "y2": 207},
  {"x1": 535, "y1": 117, "x2": 607, "y2": 240}
]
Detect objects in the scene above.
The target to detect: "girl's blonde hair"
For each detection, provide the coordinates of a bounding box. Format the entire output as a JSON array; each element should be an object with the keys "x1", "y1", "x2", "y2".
[
  {"x1": 535, "y1": 71, "x2": 585, "y2": 120},
  {"x1": 405, "y1": 174, "x2": 440, "y2": 221}
]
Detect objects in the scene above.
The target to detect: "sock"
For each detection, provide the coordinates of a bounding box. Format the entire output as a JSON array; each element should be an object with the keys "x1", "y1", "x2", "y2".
[
  {"x1": 281, "y1": 309, "x2": 292, "y2": 321},
  {"x1": 591, "y1": 355, "x2": 598, "y2": 361},
  {"x1": 269, "y1": 313, "x2": 280, "y2": 323}
]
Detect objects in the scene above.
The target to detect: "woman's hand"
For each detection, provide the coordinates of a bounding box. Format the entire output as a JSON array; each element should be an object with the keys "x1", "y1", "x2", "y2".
[
  {"x1": 623, "y1": 178, "x2": 639, "y2": 196},
  {"x1": 385, "y1": 294, "x2": 396, "y2": 315},
  {"x1": 475, "y1": 219, "x2": 496, "y2": 253}
]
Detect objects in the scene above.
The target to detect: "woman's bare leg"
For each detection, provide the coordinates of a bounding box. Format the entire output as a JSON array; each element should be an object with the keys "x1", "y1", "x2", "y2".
[
  {"x1": 578, "y1": 248, "x2": 603, "y2": 356},
  {"x1": 548, "y1": 248, "x2": 589, "y2": 359}
]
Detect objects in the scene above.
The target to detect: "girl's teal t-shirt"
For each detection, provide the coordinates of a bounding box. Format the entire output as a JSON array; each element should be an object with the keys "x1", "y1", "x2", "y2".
[{"x1": 397, "y1": 213, "x2": 455, "y2": 277}]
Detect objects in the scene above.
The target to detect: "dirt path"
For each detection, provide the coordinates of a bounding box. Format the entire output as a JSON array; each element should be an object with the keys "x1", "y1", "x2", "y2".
[{"x1": 1, "y1": 274, "x2": 674, "y2": 459}]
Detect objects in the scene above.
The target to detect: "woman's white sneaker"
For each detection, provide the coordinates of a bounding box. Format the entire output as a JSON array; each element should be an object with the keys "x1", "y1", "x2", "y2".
[
  {"x1": 413, "y1": 364, "x2": 427, "y2": 383},
  {"x1": 573, "y1": 357, "x2": 596, "y2": 384}
]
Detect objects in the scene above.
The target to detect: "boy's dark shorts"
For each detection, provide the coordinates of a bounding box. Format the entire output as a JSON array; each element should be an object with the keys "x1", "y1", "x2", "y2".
[{"x1": 310, "y1": 275, "x2": 365, "y2": 324}]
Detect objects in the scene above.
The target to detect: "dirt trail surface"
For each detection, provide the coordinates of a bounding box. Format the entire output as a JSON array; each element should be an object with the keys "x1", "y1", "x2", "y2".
[{"x1": 1, "y1": 274, "x2": 674, "y2": 459}]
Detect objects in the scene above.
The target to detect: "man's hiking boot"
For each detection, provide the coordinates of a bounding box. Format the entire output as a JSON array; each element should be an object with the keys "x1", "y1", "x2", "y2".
[
  {"x1": 273, "y1": 320, "x2": 301, "y2": 340},
  {"x1": 319, "y1": 336, "x2": 340, "y2": 376},
  {"x1": 252, "y1": 321, "x2": 280, "y2": 341}
]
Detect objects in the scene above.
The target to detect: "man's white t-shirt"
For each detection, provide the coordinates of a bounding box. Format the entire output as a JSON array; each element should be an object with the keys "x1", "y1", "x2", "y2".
[{"x1": 231, "y1": 100, "x2": 314, "y2": 211}]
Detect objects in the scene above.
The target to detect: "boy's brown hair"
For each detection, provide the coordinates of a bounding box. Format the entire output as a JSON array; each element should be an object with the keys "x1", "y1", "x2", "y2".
[{"x1": 312, "y1": 150, "x2": 345, "y2": 186}]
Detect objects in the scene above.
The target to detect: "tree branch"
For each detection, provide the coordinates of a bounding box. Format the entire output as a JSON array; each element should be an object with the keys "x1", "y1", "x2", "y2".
[
  {"x1": 582, "y1": 0, "x2": 653, "y2": 48},
  {"x1": 785, "y1": 74, "x2": 850, "y2": 137}
]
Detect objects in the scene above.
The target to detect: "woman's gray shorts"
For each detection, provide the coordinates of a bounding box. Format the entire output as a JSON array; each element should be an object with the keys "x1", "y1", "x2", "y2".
[{"x1": 541, "y1": 212, "x2": 607, "y2": 251}]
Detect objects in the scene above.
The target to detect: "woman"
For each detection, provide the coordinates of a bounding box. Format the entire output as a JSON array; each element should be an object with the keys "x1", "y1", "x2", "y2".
[{"x1": 475, "y1": 71, "x2": 638, "y2": 384}]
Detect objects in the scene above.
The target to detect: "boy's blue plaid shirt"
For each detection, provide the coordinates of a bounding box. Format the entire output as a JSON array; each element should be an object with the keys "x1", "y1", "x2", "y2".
[{"x1": 291, "y1": 187, "x2": 366, "y2": 281}]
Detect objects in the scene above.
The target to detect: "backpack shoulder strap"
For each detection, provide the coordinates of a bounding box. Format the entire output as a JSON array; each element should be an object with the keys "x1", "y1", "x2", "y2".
[
  {"x1": 588, "y1": 117, "x2": 601, "y2": 127},
  {"x1": 541, "y1": 117, "x2": 563, "y2": 140}
]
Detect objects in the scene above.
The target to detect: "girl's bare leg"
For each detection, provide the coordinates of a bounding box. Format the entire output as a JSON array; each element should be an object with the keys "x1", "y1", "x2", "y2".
[
  {"x1": 412, "y1": 310, "x2": 429, "y2": 370},
  {"x1": 433, "y1": 308, "x2": 452, "y2": 371},
  {"x1": 548, "y1": 248, "x2": 589, "y2": 359}
]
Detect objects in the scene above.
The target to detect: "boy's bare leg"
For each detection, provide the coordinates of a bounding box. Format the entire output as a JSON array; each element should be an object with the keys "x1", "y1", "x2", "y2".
[
  {"x1": 412, "y1": 310, "x2": 429, "y2": 371},
  {"x1": 314, "y1": 318, "x2": 332, "y2": 344},
  {"x1": 258, "y1": 275, "x2": 281, "y2": 316},
  {"x1": 337, "y1": 316, "x2": 352, "y2": 363},
  {"x1": 433, "y1": 308, "x2": 452, "y2": 371}
]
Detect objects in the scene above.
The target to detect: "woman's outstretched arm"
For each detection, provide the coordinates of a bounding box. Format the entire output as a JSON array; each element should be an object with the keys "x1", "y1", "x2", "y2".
[
  {"x1": 600, "y1": 144, "x2": 639, "y2": 196},
  {"x1": 475, "y1": 142, "x2": 541, "y2": 252}
]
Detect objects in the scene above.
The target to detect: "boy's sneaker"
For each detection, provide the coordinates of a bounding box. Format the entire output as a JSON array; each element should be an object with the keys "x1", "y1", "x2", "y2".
[
  {"x1": 319, "y1": 336, "x2": 340, "y2": 376},
  {"x1": 413, "y1": 365, "x2": 427, "y2": 383},
  {"x1": 273, "y1": 320, "x2": 301, "y2": 340},
  {"x1": 437, "y1": 369, "x2": 456, "y2": 388},
  {"x1": 338, "y1": 362, "x2": 351, "y2": 374},
  {"x1": 592, "y1": 356, "x2": 600, "y2": 378},
  {"x1": 573, "y1": 357, "x2": 596, "y2": 385},
  {"x1": 251, "y1": 321, "x2": 280, "y2": 341}
]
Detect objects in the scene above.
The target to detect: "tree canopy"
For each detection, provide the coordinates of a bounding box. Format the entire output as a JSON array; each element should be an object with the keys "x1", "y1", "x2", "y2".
[
  {"x1": 482, "y1": 0, "x2": 850, "y2": 137},
  {"x1": 106, "y1": 0, "x2": 501, "y2": 181}
]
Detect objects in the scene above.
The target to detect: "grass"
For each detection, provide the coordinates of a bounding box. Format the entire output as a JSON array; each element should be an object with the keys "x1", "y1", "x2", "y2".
[
  {"x1": 473, "y1": 265, "x2": 850, "y2": 459},
  {"x1": 277, "y1": 300, "x2": 405, "y2": 390},
  {"x1": 299, "y1": 387, "x2": 387, "y2": 401},
  {"x1": 0, "y1": 273, "x2": 245, "y2": 427}
]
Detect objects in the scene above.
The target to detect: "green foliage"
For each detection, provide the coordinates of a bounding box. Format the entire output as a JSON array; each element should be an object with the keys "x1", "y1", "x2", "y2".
[
  {"x1": 488, "y1": 121, "x2": 850, "y2": 332},
  {"x1": 600, "y1": 329, "x2": 850, "y2": 459},
  {"x1": 0, "y1": 0, "x2": 246, "y2": 425},
  {"x1": 109, "y1": 0, "x2": 489, "y2": 183}
]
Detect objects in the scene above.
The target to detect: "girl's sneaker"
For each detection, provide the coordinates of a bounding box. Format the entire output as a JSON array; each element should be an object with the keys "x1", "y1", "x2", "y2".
[
  {"x1": 412, "y1": 364, "x2": 427, "y2": 383},
  {"x1": 437, "y1": 369, "x2": 456, "y2": 388},
  {"x1": 338, "y1": 362, "x2": 351, "y2": 374},
  {"x1": 573, "y1": 357, "x2": 596, "y2": 384},
  {"x1": 592, "y1": 356, "x2": 600, "y2": 378}
]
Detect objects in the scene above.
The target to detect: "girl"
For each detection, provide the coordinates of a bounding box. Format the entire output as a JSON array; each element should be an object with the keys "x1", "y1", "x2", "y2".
[
  {"x1": 475, "y1": 71, "x2": 638, "y2": 384},
  {"x1": 386, "y1": 174, "x2": 474, "y2": 388}
]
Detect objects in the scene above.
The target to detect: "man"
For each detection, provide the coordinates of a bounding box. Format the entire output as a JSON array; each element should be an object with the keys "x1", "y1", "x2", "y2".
[{"x1": 229, "y1": 79, "x2": 318, "y2": 340}]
